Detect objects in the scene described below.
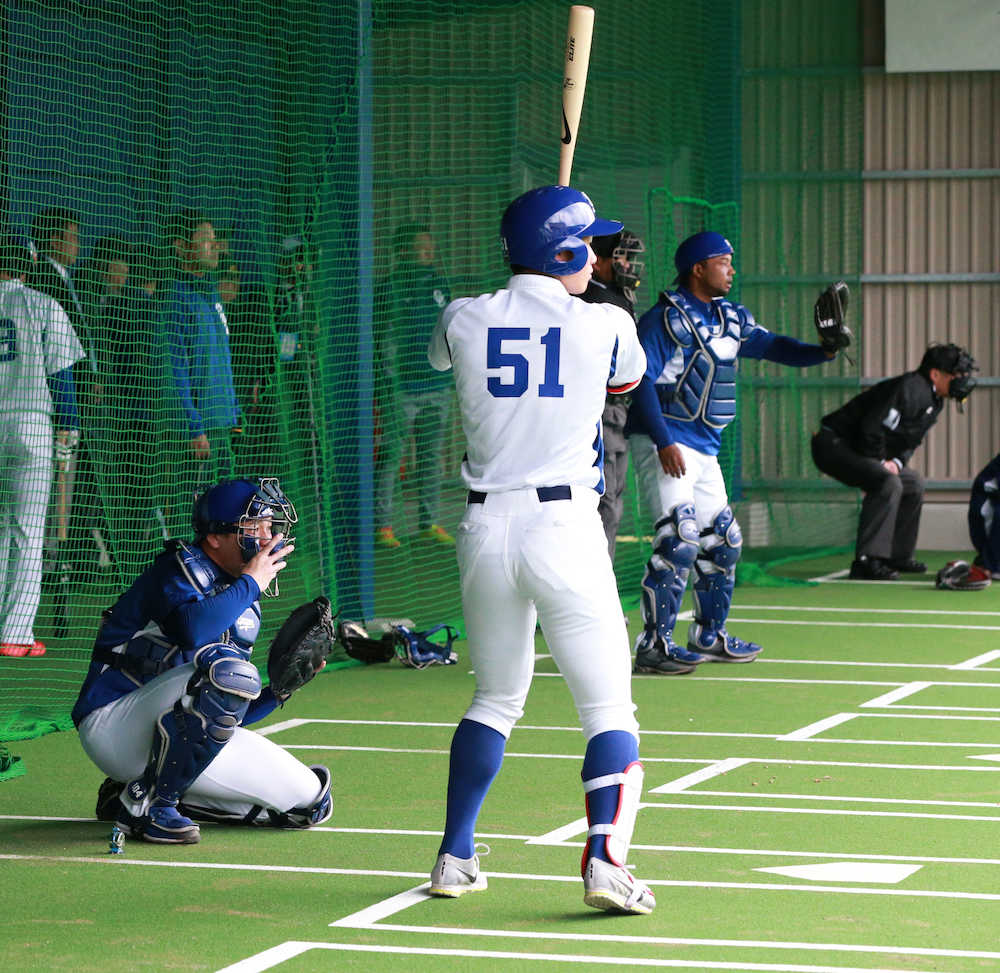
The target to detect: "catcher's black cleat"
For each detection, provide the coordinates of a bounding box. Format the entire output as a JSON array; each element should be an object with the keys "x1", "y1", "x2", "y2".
[
  {"x1": 95, "y1": 777, "x2": 126, "y2": 822},
  {"x1": 633, "y1": 637, "x2": 700, "y2": 675}
]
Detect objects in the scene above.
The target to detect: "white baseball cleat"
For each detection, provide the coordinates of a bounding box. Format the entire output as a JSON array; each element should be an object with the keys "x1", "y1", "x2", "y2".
[
  {"x1": 429, "y1": 851, "x2": 488, "y2": 897},
  {"x1": 582, "y1": 857, "x2": 656, "y2": 915}
]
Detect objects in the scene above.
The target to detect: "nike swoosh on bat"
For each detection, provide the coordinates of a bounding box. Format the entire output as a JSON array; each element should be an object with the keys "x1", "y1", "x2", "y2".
[{"x1": 561, "y1": 109, "x2": 572, "y2": 144}]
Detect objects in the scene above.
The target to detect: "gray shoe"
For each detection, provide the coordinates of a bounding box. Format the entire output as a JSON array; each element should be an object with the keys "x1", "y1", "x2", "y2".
[
  {"x1": 689, "y1": 626, "x2": 762, "y2": 663},
  {"x1": 633, "y1": 630, "x2": 701, "y2": 675},
  {"x1": 429, "y1": 851, "x2": 488, "y2": 897},
  {"x1": 583, "y1": 857, "x2": 656, "y2": 915}
]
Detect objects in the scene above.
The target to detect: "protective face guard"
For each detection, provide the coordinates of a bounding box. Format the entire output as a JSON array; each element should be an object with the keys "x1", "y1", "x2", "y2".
[
  {"x1": 611, "y1": 234, "x2": 645, "y2": 291},
  {"x1": 236, "y1": 477, "x2": 298, "y2": 582},
  {"x1": 948, "y1": 353, "x2": 977, "y2": 409}
]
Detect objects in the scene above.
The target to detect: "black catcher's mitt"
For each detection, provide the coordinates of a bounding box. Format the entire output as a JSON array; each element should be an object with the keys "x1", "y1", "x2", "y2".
[
  {"x1": 813, "y1": 280, "x2": 852, "y2": 354},
  {"x1": 336, "y1": 619, "x2": 396, "y2": 664},
  {"x1": 267, "y1": 596, "x2": 336, "y2": 700}
]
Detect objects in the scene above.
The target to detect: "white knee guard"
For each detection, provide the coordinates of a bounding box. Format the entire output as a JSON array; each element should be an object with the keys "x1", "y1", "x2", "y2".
[{"x1": 583, "y1": 761, "x2": 643, "y2": 867}]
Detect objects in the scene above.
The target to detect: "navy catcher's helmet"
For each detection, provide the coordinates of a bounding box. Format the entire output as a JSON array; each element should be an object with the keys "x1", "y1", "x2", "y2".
[
  {"x1": 500, "y1": 185, "x2": 622, "y2": 276},
  {"x1": 192, "y1": 477, "x2": 297, "y2": 562},
  {"x1": 674, "y1": 231, "x2": 734, "y2": 276}
]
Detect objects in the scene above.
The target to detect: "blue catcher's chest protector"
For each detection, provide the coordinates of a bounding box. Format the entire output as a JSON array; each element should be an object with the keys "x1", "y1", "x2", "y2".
[{"x1": 659, "y1": 291, "x2": 743, "y2": 430}]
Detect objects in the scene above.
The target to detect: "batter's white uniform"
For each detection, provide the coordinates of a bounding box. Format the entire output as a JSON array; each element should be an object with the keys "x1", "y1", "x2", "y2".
[
  {"x1": 428, "y1": 274, "x2": 646, "y2": 741},
  {"x1": 0, "y1": 279, "x2": 83, "y2": 644}
]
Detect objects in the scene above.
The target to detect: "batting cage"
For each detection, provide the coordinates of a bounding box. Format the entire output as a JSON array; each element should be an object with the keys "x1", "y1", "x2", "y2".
[{"x1": 0, "y1": 0, "x2": 864, "y2": 746}]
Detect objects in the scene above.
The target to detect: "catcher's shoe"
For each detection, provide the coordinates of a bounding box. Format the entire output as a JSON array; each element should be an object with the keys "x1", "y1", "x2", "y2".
[
  {"x1": 632, "y1": 631, "x2": 700, "y2": 675},
  {"x1": 429, "y1": 850, "x2": 488, "y2": 897},
  {"x1": 689, "y1": 628, "x2": 762, "y2": 663},
  {"x1": 886, "y1": 557, "x2": 927, "y2": 574},
  {"x1": 375, "y1": 526, "x2": 401, "y2": 549},
  {"x1": 582, "y1": 857, "x2": 656, "y2": 915},
  {"x1": 140, "y1": 803, "x2": 201, "y2": 844},
  {"x1": 96, "y1": 777, "x2": 126, "y2": 821}
]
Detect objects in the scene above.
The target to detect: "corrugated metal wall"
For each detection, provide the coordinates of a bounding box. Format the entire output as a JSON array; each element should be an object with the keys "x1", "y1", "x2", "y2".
[{"x1": 863, "y1": 70, "x2": 1000, "y2": 492}]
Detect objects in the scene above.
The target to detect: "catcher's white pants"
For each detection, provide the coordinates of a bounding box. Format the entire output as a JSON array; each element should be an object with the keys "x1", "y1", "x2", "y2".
[
  {"x1": 78, "y1": 664, "x2": 321, "y2": 815},
  {"x1": 630, "y1": 435, "x2": 730, "y2": 531},
  {"x1": 457, "y1": 486, "x2": 638, "y2": 742}
]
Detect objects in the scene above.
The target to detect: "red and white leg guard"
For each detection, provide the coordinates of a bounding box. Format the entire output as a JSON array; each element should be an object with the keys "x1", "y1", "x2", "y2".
[{"x1": 581, "y1": 760, "x2": 643, "y2": 868}]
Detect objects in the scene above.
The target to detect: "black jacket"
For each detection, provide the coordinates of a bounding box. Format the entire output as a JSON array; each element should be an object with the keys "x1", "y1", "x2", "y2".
[{"x1": 821, "y1": 370, "x2": 943, "y2": 466}]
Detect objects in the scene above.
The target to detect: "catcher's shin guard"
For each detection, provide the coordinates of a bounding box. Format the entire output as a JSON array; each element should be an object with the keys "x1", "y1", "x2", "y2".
[
  {"x1": 689, "y1": 506, "x2": 741, "y2": 646},
  {"x1": 582, "y1": 761, "x2": 643, "y2": 870},
  {"x1": 267, "y1": 764, "x2": 333, "y2": 828},
  {"x1": 148, "y1": 657, "x2": 261, "y2": 808},
  {"x1": 638, "y1": 503, "x2": 698, "y2": 639}
]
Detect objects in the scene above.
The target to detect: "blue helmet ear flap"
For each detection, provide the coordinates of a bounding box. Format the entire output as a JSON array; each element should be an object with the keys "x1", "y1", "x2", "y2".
[{"x1": 500, "y1": 185, "x2": 622, "y2": 276}]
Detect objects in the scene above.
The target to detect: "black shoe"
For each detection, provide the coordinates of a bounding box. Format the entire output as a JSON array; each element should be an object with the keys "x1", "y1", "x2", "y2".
[
  {"x1": 886, "y1": 557, "x2": 927, "y2": 574},
  {"x1": 849, "y1": 556, "x2": 899, "y2": 581},
  {"x1": 95, "y1": 777, "x2": 126, "y2": 821}
]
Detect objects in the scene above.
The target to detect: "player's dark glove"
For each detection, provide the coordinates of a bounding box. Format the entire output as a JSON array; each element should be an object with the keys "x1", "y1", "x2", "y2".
[
  {"x1": 267, "y1": 596, "x2": 336, "y2": 701},
  {"x1": 336, "y1": 619, "x2": 396, "y2": 664},
  {"x1": 813, "y1": 280, "x2": 852, "y2": 354}
]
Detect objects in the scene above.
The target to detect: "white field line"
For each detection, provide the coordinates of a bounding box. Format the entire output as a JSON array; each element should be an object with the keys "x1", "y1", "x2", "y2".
[
  {"x1": 650, "y1": 757, "x2": 754, "y2": 794},
  {"x1": 217, "y1": 940, "x2": 959, "y2": 973},
  {"x1": 778, "y1": 713, "x2": 859, "y2": 741},
  {"x1": 757, "y1": 658, "x2": 1000, "y2": 670},
  {"x1": 809, "y1": 568, "x2": 850, "y2": 582},
  {"x1": 726, "y1": 616, "x2": 1000, "y2": 631},
  {"x1": 732, "y1": 605, "x2": 1000, "y2": 617},
  {"x1": 686, "y1": 790, "x2": 1000, "y2": 810},
  {"x1": 643, "y1": 801, "x2": 1000, "y2": 824},
  {"x1": 859, "y1": 682, "x2": 932, "y2": 707},
  {"x1": 951, "y1": 649, "x2": 1000, "y2": 669},
  {"x1": 333, "y1": 918, "x2": 1000, "y2": 964}
]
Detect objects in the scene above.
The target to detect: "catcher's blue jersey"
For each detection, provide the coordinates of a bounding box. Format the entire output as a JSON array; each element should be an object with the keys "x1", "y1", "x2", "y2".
[
  {"x1": 71, "y1": 541, "x2": 275, "y2": 727},
  {"x1": 628, "y1": 287, "x2": 829, "y2": 456}
]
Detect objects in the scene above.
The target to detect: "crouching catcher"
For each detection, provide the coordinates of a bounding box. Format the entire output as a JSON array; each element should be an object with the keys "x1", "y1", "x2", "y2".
[{"x1": 73, "y1": 478, "x2": 333, "y2": 845}]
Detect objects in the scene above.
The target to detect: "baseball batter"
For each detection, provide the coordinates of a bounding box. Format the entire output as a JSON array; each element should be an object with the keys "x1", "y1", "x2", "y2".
[
  {"x1": 426, "y1": 185, "x2": 655, "y2": 915},
  {"x1": 0, "y1": 234, "x2": 84, "y2": 657},
  {"x1": 72, "y1": 478, "x2": 331, "y2": 844},
  {"x1": 627, "y1": 231, "x2": 837, "y2": 674}
]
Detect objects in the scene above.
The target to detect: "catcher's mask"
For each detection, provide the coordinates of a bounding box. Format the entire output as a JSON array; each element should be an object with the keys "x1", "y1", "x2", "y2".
[
  {"x1": 192, "y1": 477, "x2": 298, "y2": 564},
  {"x1": 593, "y1": 228, "x2": 645, "y2": 293}
]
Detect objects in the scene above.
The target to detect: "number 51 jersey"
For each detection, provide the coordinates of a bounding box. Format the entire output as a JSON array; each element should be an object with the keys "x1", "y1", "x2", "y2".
[{"x1": 428, "y1": 274, "x2": 646, "y2": 494}]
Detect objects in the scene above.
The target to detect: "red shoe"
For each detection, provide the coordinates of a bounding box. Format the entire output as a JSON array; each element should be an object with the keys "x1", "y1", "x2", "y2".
[{"x1": 1, "y1": 640, "x2": 45, "y2": 658}]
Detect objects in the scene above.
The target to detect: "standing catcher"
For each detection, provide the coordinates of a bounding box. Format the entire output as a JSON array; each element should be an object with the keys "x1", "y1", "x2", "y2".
[
  {"x1": 627, "y1": 232, "x2": 845, "y2": 675},
  {"x1": 72, "y1": 477, "x2": 333, "y2": 844},
  {"x1": 426, "y1": 185, "x2": 655, "y2": 915}
]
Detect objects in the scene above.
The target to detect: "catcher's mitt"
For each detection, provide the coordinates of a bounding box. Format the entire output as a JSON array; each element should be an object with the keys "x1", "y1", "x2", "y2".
[
  {"x1": 267, "y1": 596, "x2": 336, "y2": 700},
  {"x1": 813, "y1": 280, "x2": 852, "y2": 354}
]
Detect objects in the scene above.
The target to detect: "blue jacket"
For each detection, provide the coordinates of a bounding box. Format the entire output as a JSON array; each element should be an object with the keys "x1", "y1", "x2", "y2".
[{"x1": 165, "y1": 273, "x2": 240, "y2": 437}]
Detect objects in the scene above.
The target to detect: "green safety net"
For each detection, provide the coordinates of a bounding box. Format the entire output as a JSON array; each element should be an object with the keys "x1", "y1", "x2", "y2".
[{"x1": 0, "y1": 0, "x2": 862, "y2": 744}]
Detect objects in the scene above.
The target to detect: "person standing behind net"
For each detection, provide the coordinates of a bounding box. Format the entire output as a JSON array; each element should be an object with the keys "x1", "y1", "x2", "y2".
[
  {"x1": 578, "y1": 228, "x2": 645, "y2": 558},
  {"x1": 0, "y1": 233, "x2": 84, "y2": 657},
  {"x1": 164, "y1": 210, "x2": 240, "y2": 520},
  {"x1": 812, "y1": 342, "x2": 977, "y2": 581},
  {"x1": 374, "y1": 223, "x2": 454, "y2": 548},
  {"x1": 426, "y1": 185, "x2": 655, "y2": 915},
  {"x1": 627, "y1": 231, "x2": 841, "y2": 675}
]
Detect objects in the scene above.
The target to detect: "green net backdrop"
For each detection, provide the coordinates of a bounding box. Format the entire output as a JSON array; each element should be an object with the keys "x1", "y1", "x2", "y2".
[{"x1": 0, "y1": 0, "x2": 862, "y2": 742}]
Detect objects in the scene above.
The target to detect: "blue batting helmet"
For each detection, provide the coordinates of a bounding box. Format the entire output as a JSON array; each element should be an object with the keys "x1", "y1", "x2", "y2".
[
  {"x1": 674, "y1": 231, "x2": 734, "y2": 276},
  {"x1": 500, "y1": 186, "x2": 623, "y2": 276},
  {"x1": 192, "y1": 477, "x2": 297, "y2": 562}
]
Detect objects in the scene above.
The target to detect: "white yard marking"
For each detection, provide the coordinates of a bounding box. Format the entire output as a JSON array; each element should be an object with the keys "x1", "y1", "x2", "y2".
[
  {"x1": 809, "y1": 568, "x2": 850, "y2": 582},
  {"x1": 693, "y1": 790, "x2": 1000, "y2": 809},
  {"x1": 726, "y1": 616, "x2": 1000, "y2": 631},
  {"x1": 644, "y1": 801, "x2": 1000, "y2": 823},
  {"x1": 215, "y1": 942, "x2": 315, "y2": 973},
  {"x1": 329, "y1": 884, "x2": 429, "y2": 927},
  {"x1": 528, "y1": 817, "x2": 588, "y2": 844},
  {"x1": 778, "y1": 713, "x2": 859, "y2": 741},
  {"x1": 736, "y1": 605, "x2": 1000, "y2": 616},
  {"x1": 859, "y1": 682, "x2": 932, "y2": 707},
  {"x1": 650, "y1": 757, "x2": 752, "y2": 794},
  {"x1": 754, "y1": 862, "x2": 921, "y2": 884},
  {"x1": 217, "y1": 940, "x2": 967, "y2": 972},
  {"x1": 950, "y1": 649, "x2": 1000, "y2": 669}
]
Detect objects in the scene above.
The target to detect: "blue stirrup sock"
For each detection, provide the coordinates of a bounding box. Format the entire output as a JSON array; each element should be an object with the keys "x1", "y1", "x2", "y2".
[
  {"x1": 438, "y1": 718, "x2": 506, "y2": 860},
  {"x1": 581, "y1": 729, "x2": 640, "y2": 865}
]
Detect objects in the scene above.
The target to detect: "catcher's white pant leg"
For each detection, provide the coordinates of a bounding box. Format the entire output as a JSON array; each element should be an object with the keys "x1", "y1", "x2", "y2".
[
  {"x1": 79, "y1": 664, "x2": 321, "y2": 815},
  {"x1": 630, "y1": 436, "x2": 729, "y2": 529}
]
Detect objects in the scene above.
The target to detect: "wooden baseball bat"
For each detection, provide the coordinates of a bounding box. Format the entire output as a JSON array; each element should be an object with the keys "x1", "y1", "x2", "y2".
[{"x1": 558, "y1": 5, "x2": 595, "y2": 186}]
